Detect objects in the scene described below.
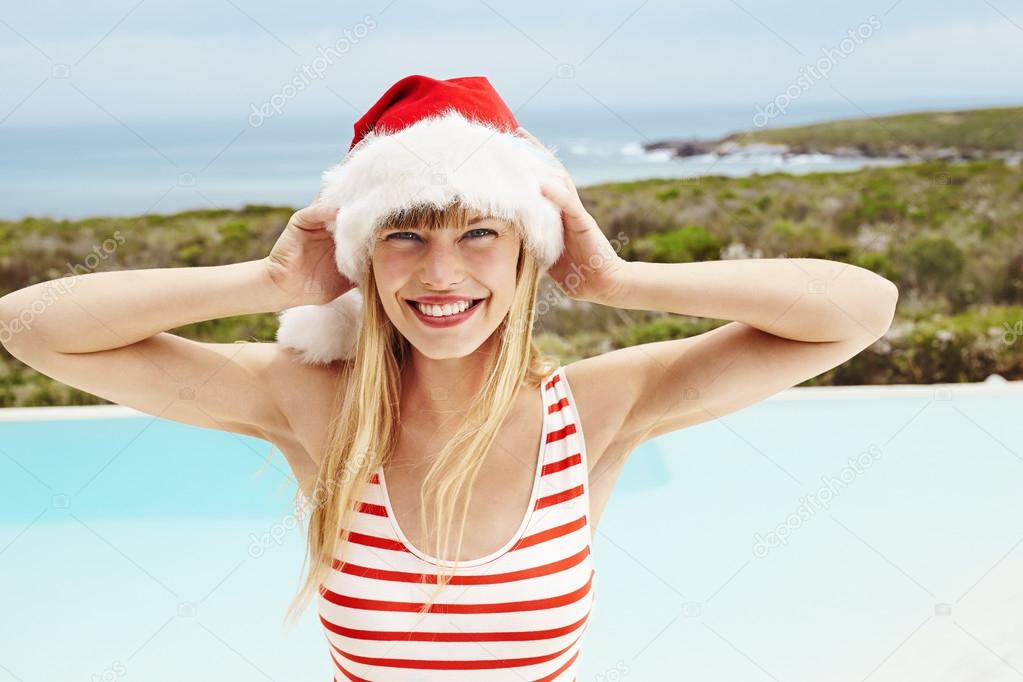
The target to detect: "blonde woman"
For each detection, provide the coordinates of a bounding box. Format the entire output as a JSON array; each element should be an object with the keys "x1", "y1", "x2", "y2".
[{"x1": 0, "y1": 75, "x2": 898, "y2": 680}]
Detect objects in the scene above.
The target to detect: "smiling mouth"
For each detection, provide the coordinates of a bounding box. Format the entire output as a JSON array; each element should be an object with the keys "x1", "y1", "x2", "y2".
[{"x1": 403, "y1": 298, "x2": 486, "y2": 317}]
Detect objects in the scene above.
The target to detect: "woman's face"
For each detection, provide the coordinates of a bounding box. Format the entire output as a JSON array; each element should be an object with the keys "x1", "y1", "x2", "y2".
[{"x1": 371, "y1": 216, "x2": 522, "y2": 359}]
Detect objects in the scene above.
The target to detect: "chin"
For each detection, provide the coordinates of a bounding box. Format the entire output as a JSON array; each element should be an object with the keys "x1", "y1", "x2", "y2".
[
  {"x1": 416, "y1": 347, "x2": 476, "y2": 360},
  {"x1": 408, "y1": 335, "x2": 489, "y2": 359}
]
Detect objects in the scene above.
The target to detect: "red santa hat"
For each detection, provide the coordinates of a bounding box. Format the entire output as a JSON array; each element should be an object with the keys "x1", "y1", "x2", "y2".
[{"x1": 274, "y1": 74, "x2": 567, "y2": 365}]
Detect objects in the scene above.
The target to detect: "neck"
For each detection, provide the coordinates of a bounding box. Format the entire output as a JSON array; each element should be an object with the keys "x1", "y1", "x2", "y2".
[{"x1": 399, "y1": 339, "x2": 499, "y2": 432}]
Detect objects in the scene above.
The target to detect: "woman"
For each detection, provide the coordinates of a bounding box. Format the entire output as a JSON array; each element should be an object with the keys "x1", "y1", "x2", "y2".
[{"x1": 0, "y1": 75, "x2": 898, "y2": 680}]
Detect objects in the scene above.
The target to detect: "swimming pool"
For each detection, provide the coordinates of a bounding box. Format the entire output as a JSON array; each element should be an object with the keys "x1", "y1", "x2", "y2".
[{"x1": 2, "y1": 380, "x2": 1021, "y2": 681}]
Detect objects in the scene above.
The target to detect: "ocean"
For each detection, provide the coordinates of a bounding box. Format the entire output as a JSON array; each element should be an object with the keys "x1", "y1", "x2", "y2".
[{"x1": 0, "y1": 100, "x2": 940, "y2": 222}]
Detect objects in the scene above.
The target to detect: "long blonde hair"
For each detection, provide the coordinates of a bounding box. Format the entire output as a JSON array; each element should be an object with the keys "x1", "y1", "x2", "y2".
[{"x1": 284, "y1": 200, "x2": 559, "y2": 626}]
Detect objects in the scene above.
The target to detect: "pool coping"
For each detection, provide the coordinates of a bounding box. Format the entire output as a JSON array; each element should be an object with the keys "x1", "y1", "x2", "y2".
[{"x1": 1, "y1": 378, "x2": 1020, "y2": 420}]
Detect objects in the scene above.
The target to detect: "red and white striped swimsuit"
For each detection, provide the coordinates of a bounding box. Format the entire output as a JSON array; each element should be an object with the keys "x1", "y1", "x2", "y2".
[{"x1": 318, "y1": 364, "x2": 597, "y2": 681}]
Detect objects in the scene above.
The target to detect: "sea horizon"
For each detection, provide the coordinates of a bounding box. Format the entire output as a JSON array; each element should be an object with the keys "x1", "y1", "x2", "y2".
[{"x1": 2, "y1": 94, "x2": 1019, "y2": 223}]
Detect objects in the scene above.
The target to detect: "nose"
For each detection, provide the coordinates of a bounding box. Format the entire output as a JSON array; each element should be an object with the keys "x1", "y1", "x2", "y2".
[{"x1": 418, "y1": 240, "x2": 464, "y2": 289}]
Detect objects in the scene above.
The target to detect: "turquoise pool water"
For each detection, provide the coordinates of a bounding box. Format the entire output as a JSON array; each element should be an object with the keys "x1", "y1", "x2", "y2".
[{"x1": 1, "y1": 382, "x2": 1021, "y2": 681}]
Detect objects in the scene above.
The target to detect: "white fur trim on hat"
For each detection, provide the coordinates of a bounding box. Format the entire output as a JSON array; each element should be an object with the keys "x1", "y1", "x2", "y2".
[
  {"x1": 275, "y1": 108, "x2": 566, "y2": 365},
  {"x1": 274, "y1": 287, "x2": 363, "y2": 365}
]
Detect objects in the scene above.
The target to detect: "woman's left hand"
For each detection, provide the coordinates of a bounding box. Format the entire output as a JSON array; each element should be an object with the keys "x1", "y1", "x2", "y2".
[{"x1": 516, "y1": 127, "x2": 629, "y2": 305}]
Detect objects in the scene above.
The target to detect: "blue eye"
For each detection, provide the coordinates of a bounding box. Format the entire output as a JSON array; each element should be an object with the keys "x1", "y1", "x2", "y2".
[{"x1": 385, "y1": 229, "x2": 496, "y2": 241}]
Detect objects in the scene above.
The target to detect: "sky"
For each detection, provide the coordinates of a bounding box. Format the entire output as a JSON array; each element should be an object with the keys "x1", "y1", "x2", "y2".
[{"x1": 1, "y1": 0, "x2": 1022, "y2": 129}]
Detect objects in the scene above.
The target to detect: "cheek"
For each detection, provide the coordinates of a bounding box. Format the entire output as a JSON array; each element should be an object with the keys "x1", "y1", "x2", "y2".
[
  {"x1": 473, "y1": 239, "x2": 520, "y2": 270},
  {"x1": 372, "y1": 250, "x2": 413, "y2": 286},
  {"x1": 477, "y1": 244, "x2": 520, "y2": 303}
]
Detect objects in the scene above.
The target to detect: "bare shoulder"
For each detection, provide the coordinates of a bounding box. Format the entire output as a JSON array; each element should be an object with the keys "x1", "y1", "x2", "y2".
[
  {"x1": 562, "y1": 317, "x2": 891, "y2": 454},
  {"x1": 258, "y1": 344, "x2": 351, "y2": 487}
]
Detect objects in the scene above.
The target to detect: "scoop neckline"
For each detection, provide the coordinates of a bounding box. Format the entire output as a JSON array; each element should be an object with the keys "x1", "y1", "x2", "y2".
[{"x1": 375, "y1": 366, "x2": 557, "y2": 568}]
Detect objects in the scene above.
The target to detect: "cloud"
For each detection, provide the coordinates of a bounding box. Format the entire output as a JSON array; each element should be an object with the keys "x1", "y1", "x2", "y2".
[{"x1": 0, "y1": 1, "x2": 1019, "y2": 127}]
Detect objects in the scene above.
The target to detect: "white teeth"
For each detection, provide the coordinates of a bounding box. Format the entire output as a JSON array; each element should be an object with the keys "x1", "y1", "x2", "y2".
[{"x1": 413, "y1": 299, "x2": 474, "y2": 317}]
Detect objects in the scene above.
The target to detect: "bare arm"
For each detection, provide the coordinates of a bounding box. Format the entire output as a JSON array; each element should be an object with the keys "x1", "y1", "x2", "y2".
[
  {"x1": 573, "y1": 258, "x2": 898, "y2": 447},
  {"x1": 0, "y1": 203, "x2": 352, "y2": 447},
  {"x1": 0, "y1": 258, "x2": 301, "y2": 439},
  {"x1": 600, "y1": 257, "x2": 897, "y2": 343},
  {"x1": 0, "y1": 259, "x2": 291, "y2": 355}
]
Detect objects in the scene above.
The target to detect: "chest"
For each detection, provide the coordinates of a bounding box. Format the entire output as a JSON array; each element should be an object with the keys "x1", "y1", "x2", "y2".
[
  {"x1": 381, "y1": 391, "x2": 551, "y2": 563},
  {"x1": 280, "y1": 372, "x2": 629, "y2": 558}
]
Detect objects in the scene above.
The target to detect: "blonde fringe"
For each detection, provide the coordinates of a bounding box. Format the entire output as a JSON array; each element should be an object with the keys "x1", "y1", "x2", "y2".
[{"x1": 283, "y1": 200, "x2": 559, "y2": 628}]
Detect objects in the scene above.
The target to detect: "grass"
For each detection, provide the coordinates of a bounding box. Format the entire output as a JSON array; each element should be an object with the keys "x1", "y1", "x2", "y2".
[
  {"x1": 725, "y1": 106, "x2": 1023, "y2": 156},
  {"x1": 2, "y1": 158, "x2": 1023, "y2": 405}
]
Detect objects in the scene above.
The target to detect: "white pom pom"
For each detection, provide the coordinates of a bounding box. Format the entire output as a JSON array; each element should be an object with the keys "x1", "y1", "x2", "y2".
[{"x1": 275, "y1": 288, "x2": 363, "y2": 364}]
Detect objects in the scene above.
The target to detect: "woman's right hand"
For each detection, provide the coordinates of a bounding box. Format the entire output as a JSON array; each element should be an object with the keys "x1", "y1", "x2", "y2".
[{"x1": 264, "y1": 203, "x2": 357, "y2": 308}]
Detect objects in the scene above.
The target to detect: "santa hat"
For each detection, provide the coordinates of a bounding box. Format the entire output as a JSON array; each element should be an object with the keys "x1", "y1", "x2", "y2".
[{"x1": 274, "y1": 74, "x2": 567, "y2": 365}]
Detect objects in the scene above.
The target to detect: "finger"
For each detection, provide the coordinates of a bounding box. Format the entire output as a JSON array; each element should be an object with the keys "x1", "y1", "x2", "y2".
[
  {"x1": 292, "y1": 204, "x2": 340, "y2": 232},
  {"x1": 545, "y1": 163, "x2": 579, "y2": 202},
  {"x1": 557, "y1": 169, "x2": 575, "y2": 192},
  {"x1": 539, "y1": 180, "x2": 588, "y2": 222}
]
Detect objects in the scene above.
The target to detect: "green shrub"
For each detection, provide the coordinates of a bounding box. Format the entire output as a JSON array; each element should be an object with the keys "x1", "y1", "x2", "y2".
[
  {"x1": 643, "y1": 225, "x2": 721, "y2": 263},
  {"x1": 852, "y1": 252, "x2": 900, "y2": 281},
  {"x1": 899, "y1": 235, "x2": 965, "y2": 297},
  {"x1": 617, "y1": 316, "x2": 722, "y2": 346}
]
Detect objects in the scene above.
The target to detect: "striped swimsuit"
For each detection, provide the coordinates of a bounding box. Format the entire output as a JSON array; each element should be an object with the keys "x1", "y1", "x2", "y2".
[{"x1": 318, "y1": 364, "x2": 597, "y2": 680}]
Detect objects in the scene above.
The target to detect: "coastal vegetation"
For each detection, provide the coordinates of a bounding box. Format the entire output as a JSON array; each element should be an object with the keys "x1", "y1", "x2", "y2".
[
  {"x1": 2, "y1": 154, "x2": 1021, "y2": 406},
  {"x1": 727, "y1": 106, "x2": 1023, "y2": 158},
  {"x1": 647, "y1": 106, "x2": 1023, "y2": 161}
]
